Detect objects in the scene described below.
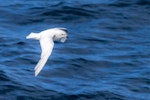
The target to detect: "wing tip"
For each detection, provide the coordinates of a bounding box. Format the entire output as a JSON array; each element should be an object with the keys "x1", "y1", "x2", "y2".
[
  {"x1": 35, "y1": 71, "x2": 39, "y2": 77},
  {"x1": 55, "y1": 28, "x2": 68, "y2": 33}
]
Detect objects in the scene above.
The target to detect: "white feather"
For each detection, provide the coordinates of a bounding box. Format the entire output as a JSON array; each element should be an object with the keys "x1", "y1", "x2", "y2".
[
  {"x1": 26, "y1": 28, "x2": 68, "y2": 77},
  {"x1": 34, "y1": 37, "x2": 54, "y2": 76}
]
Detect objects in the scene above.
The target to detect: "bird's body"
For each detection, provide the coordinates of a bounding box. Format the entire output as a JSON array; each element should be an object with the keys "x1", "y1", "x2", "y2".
[{"x1": 26, "y1": 28, "x2": 68, "y2": 77}]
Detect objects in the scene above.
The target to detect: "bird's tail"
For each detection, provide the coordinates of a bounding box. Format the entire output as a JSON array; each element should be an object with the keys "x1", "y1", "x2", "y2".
[{"x1": 26, "y1": 32, "x2": 40, "y2": 40}]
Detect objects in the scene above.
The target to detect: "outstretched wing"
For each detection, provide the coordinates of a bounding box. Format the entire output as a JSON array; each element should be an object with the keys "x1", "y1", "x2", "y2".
[{"x1": 34, "y1": 37, "x2": 54, "y2": 77}]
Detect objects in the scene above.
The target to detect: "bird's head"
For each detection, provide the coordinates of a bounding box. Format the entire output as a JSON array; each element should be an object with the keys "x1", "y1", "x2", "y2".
[{"x1": 53, "y1": 28, "x2": 68, "y2": 43}]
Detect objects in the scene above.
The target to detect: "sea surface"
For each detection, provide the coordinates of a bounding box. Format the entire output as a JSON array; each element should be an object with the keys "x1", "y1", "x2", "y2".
[{"x1": 0, "y1": 0, "x2": 150, "y2": 100}]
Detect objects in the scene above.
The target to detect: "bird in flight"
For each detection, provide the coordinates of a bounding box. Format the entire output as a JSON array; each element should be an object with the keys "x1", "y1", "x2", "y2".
[{"x1": 26, "y1": 28, "x2": 68, "y2": 77}]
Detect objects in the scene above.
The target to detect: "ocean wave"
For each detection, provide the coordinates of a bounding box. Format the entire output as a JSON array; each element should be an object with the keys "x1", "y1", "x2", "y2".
[{"x1": 0, "y1": 0, "x2": 150, "y2": 99}]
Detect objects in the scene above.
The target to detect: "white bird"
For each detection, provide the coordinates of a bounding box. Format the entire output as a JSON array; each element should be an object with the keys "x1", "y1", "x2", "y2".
[{"x1": 26, "y1": 28, "x2": 68, "y2": 77}]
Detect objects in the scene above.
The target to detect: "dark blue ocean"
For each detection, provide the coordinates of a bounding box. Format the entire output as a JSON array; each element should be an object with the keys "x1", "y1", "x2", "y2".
[{"x1": 0, "y1": 0, "x2": 150, "y2": 100}]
